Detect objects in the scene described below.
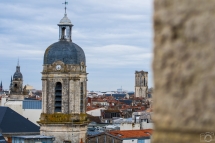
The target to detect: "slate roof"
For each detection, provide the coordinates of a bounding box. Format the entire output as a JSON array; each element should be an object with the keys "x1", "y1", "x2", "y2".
[
  {"x1": 112, "y1": 94, "x2": 126, "y2": 99},
  {"x1": 127, "y1": 92, "x2": 134, "y2": 96},
  {"x1": 13, "y1": 66, "x2": 23, "y2": 79},
  {"x1": 0, "y1": 107, "x2": 39, "y2": 134},
  {"x1": 87, "y1": 130, "x2": 102, "y2": 136},
  {"x1": 44, "y1": 41, "x2": 85, "y2": 65},
  {"x1": 119, "y1": 100, "x2": 132, "y2": 105}
]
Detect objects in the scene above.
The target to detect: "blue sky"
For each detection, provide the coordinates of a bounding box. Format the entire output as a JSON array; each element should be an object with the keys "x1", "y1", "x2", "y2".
[{"x1": 0, "y1": 0, "x2": 153, "y2": 91}]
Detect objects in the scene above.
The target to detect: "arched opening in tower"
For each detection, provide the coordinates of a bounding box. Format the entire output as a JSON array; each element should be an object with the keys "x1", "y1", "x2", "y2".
[
  {"x1": 55, "y1": 82, "x2": 62, "y2": 112},
  {"x1": 62, "y1": 27, "x2": 66, "y2": 39}
]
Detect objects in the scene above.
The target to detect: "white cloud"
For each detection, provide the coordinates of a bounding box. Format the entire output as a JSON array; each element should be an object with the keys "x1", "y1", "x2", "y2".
[{"x1": 85, "y1": 44, "x2": 152, "y2": 68}]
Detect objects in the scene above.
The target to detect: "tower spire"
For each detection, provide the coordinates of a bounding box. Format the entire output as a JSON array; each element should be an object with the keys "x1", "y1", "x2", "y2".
[
  {"x1": 16, "y1": 59, "x2": 21, "y2": 72},
  {"x1": 62, "y1": 0, "x2": 68, "y2": 14}
]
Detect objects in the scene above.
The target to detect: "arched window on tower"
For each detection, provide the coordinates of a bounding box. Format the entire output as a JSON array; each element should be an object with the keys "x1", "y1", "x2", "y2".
[
  {"x1": 61, "y1": 27, "x2": 66, "y2": 39},
  {"x1": 55, "y1": 82, "x2": 62, "y2": 112},
  {"x1": 80, "y1": 82, "x2": 84, "y2": 113},
  {"x1": 144, "y1": 77, "x2": 146, "y2": 86}
]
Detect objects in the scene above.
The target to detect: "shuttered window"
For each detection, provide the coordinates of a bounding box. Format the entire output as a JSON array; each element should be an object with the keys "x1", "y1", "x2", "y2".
[{"x1": 55, "y1": 82, "x2": 62, "y2": 112}]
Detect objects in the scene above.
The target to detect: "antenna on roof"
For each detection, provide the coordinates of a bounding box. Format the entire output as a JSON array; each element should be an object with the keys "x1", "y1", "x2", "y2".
[{"x1": 62, "y1": 0, "x2": 68, "y2": 14}]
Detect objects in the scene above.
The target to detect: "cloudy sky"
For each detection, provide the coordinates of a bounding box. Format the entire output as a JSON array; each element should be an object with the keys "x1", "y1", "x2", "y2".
[{"x1": 0, "y1": 0, "x2": 153, "y2": 92}]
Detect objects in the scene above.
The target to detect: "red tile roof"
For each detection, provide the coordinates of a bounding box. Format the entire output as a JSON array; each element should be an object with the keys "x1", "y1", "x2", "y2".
[
  {"x1": 108, "y1": 129, "x2": 152, "y2": 139},
  {"x1": 86, "y1": 106, "x2": 100, "y2": 111}
]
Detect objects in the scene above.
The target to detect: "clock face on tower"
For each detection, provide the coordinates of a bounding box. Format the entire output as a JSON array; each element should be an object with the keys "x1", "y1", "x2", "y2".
[{"x1": 56, "y1": 65, "x2": 61, "y2": 70}]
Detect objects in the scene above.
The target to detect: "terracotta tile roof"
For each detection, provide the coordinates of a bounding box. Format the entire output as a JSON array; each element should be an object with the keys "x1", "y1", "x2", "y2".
[
  {"x1": 104, "y1": 109, "x2": 121, "y2": 113},
  {"x1": 108, "y1": 129, "x2": 152, "y2": 139},
  {"x1": 92, "y1": 98, "x2": 106, "y2": 102},
  {"x1": 87, "y1": 106, "x2": 99, "y2": 111}
]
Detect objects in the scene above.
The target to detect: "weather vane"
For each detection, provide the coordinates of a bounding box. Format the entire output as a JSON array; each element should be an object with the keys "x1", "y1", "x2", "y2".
[{"x1": 62, "y1": 0, "x2": 68, "y2": 14}]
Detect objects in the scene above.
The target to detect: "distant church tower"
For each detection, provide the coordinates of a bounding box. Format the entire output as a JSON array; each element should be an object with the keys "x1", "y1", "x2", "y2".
[
  {"x1": 135, "y1": 71, "x2": 148, "y2": 98},
  {"x1": 10, "y1": 61, "x2": 24, "y2": 99},
  {"x1": 38, "y1": 5, "x2": 88, "y2": 143}
]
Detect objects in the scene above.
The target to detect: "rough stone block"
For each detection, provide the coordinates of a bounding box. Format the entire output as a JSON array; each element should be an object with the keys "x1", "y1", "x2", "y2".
[{"x1": 153, "y1": 0, "x2": 215, "y2": 142}]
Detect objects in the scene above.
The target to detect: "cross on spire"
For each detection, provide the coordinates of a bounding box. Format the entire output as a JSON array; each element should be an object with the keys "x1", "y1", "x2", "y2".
[{"x1": 62, "y1": 0, "x2": 68, "y2": 14}]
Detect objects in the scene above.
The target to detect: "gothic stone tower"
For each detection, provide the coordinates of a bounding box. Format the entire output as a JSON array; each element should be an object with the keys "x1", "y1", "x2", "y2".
[
  {"x1": 38, "y1": 12, "x2": 88, "y2": 143},
  {"x1": 135, "y1": 71, "x2": 148, "y2": 98},
  {"x1": 10, "y1": 62, "x2": 24, "y2": 99}
]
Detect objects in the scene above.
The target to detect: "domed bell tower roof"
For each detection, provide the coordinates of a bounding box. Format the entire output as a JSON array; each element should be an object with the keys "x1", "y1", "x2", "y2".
[
  {"x1": 59, "y1": 14, "x2": 73, "y2": 26},
  {"x1": 43, "y1": 3, "x2": 86, "y2": 65}
]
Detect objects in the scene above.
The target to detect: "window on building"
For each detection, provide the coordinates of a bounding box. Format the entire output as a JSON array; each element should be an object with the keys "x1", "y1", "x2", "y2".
[
  {"x1": 80, "y1": 82, "x2": 84, "y2": 112},
  {"x1": 55, "y1": 82, "x2": 62, "y2": 112}
]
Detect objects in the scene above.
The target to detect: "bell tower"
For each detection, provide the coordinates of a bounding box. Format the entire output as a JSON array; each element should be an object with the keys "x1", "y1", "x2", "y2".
[
  {"x1": 10, "y1": 60, "x2": 24, "y2": 99},
  {"x1": 135, "y1": 71, "x2": 148, "y2": 98},
  {"x1": 38, "y1": 2, "x2": 88, "y2": 143}
]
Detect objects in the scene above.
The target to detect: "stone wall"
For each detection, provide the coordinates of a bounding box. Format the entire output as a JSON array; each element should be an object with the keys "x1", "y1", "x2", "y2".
[
  {"x1": 40, "y1": 124, "x2": 87, "y2": 143},
  {"x1": 153, "y1": 0, "x2": 215, "y2": 143}
]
